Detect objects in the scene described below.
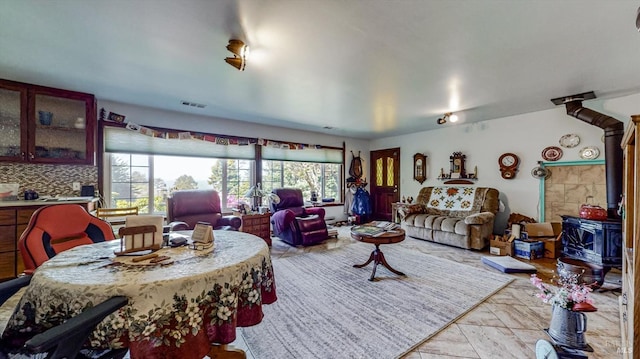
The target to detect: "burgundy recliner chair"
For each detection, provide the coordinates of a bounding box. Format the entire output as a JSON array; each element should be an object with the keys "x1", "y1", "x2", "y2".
[
  {"x1": 167, "y1": 190, "x2": 241, "y2": 231},
  {"x1": 270, "y1": 188, "x2": 328, "y2": 246}
]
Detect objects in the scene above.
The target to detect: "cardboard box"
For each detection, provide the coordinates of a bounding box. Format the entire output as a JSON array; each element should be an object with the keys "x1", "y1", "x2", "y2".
[
  {"x1": 514, "y1": 240, "x2": 544, "y2": 260},
  {"x1": 490, "y1": 238, "x2": 514, "y2": 256},
  {"x1": 541, "y1": 237, "x2": 562, "y2": 259},
  {"x1": 524, "y1": 222, "x2": 562, "y2": 258},
  {"x1": 524, "y1": 222, "x2": 555, "y2": 237}
]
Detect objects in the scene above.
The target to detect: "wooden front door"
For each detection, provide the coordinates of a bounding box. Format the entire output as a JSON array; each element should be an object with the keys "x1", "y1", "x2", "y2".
[{"x1": 370, "y1": 148, "x2": 400, "y2": 221}]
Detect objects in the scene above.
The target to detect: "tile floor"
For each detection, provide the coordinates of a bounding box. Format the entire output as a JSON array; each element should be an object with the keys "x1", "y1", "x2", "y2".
[{"x1": 233, "y1": 226, "x2": 622, "y2": 359}]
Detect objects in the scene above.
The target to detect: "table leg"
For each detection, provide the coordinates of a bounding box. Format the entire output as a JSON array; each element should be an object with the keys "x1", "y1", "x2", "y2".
[
  {"x1": 208, "y1": 344, "x2": 246, "y2": 359},
  {"x1": 377, "y1": 249, "x2": 405, "y2": 276},
  {"x1": 354, "y1": 244, "x2": 405, "y2": 281},
  {"x1": 353, "y1": 250, "x2": 375, "y2": 269}
]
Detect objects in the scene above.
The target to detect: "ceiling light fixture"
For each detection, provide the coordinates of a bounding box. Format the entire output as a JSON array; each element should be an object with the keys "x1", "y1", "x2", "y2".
[
  {"x1": 436, "y1": 112, "x2": 457, "y2": 125},
  {"x1": 225, "y1": 39, "x2": 248, "y2": 71}
]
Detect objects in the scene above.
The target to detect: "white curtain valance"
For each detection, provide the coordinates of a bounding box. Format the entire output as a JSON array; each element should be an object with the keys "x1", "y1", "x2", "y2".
[
  {"x1": 261, "y1": 145, "x2": 343, "y2": 163},
  {"x1": 104, "y1": 126, "x2": 255, "y2": 159}
]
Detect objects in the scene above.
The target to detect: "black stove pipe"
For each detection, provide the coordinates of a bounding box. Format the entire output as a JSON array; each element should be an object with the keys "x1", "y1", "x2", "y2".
[{"x1": 564, "y1": 99, "x2": 624, "y2": 219}]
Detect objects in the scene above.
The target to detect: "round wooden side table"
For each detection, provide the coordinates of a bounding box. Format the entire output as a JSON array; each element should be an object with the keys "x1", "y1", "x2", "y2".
[{"x1": 350, "y1": 225, "x2": 406, "y2": 281}]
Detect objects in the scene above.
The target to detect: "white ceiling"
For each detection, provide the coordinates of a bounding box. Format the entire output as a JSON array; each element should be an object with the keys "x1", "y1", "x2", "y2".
[{"x1": 1, "y1": 0, "x2": 640, "y2": 139}]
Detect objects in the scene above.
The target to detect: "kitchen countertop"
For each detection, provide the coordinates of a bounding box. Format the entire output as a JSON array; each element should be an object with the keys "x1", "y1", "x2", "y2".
[{"x1": 0, "y1": 197, "x2": 99, "y2": 208}]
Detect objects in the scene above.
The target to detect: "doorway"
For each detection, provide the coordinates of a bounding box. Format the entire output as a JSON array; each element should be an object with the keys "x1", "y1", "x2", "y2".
[{"x1": 370, "y1": 148, "x2": 400, "y2": 221}]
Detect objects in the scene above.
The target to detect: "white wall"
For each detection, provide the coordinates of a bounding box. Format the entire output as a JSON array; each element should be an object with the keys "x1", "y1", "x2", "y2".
[
  {"x1": 100, "y1": 92, "x2": 640, "y2": 229},
  {"x1": 370, "y1": 92, "x2": 640, "y2": 232},
  {"x1": 99, "y1": 100, "x2": 370, "y2": 221}
]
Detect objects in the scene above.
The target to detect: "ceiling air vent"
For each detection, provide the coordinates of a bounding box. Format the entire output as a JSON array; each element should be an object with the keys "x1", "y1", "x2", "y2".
[{"x1": 181, "y1": 100, "x2": 206, "y2": 109}]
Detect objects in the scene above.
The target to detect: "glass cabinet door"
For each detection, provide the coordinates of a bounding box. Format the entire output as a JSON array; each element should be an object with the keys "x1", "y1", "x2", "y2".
[
  {"x1": 0, "y1": 85, "x2": 27, "y2": 161},
  {"x1": 29, "y1": 88, "x2": 95, "y2": 164},
  {"x1": 31, "y1": 91, "x2": 92, "y2": 163},
  {"x1": 0, "y1": 79, "x2": 95, "y2": 165}
]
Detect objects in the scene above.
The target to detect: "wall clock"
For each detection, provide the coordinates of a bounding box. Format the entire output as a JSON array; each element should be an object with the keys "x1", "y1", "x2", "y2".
[
  {"x1": 498, "y1": 153, "x2": 519, "y2": 179},
  {"x1": 413, "y1": 153, "x2": 427, "y2": 184},
  {"x1": 449, "y1": 152, "x2": 466, "y2": 179}
]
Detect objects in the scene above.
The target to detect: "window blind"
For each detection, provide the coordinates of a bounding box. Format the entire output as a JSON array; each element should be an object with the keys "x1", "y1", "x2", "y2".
[
  {"x1": 104, "y1": 126, "x2": 255, "y2": 159},
  {"x1": 261, "y1": 145, "x2": 343, "y2": 163}
]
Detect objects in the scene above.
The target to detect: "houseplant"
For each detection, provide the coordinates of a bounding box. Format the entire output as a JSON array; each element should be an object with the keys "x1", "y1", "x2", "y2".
[
  {"x1": 531, "y1": 272, "x2": 597, "y2": 349},
  {"x1": 530, "y1": 273, "x2": 596, "y2": 312}
]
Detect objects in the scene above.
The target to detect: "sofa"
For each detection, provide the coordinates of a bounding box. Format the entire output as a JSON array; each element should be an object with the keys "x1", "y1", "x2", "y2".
[{"x1": 398, "y1": 186, "x2": 499, "y2": 250}]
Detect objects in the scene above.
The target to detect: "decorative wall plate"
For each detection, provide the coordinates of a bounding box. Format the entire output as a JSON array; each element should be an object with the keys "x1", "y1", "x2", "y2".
[
  {"x1": 531, "y1": 166, "x2": 551, "y2": 179},
  {"x1": 541, "y1": 146, "x2": 563, "y2": 161},
  {"x1": 579, "y1": 146, "x2": 600, "y2": 160},
  {"x1": 559, "y1": 133, "x2": 580, "y2": 148}
]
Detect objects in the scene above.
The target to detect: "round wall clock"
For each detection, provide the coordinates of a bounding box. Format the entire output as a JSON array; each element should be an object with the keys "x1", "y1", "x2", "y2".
[{"x1": 498, "y1": 153, "x2": 519, "y2": 179}]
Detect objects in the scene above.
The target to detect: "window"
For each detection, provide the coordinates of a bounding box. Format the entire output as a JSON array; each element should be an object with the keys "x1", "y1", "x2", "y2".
[
  {"x1": 262, "y1": 160, "x2": 342, "y2": 202},
  {"x1": 103, "y1": 124, "x2": 344, "y2": 213},
  {"x1": 105, "y1": 154, "x2": 254, "y2": 214},
  {"x1": 110, "y1": 153, "x2": 151, "y2": 211}
]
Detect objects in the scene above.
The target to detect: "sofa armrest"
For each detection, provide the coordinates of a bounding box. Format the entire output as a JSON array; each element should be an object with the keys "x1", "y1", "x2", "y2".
[
  {"x1": 218, "y1": 215, "x2": 242, "y2": 230},
  {"x1": 271, "y1": 209, "x2": 297, "y2": 234},
  {"x1": 169, "y1": 221, "x2": 190, "y2": 231},
  {"x1": 304, "y1": 207, "x2": 325, "y2": 219},
  {"x1": 464, "y1": 212, "x2": 495, "y2": 225},
  {"x1": 397, "y1": 204, "x2": 426, "y2": 221}
]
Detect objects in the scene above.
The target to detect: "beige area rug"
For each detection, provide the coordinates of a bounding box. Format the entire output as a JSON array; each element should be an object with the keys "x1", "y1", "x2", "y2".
[{"x1": 241, "y1": 240, "x2": 514, "y2": 359}]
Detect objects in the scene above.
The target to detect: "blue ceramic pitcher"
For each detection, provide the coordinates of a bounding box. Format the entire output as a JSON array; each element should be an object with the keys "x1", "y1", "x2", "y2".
[{"x1": 38, "y1": 111, "x2": 53, "y2": 125}]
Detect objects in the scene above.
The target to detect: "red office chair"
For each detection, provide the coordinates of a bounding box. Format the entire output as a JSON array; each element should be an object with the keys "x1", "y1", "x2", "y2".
[{"x1": 18, "y1": 204, "x2": 116, "y2": 274}]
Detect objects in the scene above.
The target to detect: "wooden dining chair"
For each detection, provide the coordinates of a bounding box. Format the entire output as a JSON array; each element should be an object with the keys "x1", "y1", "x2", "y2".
[
  {"x1": 96, "y1": 206, "x2": 139, "y2": 225},
  {"x1": 116, "y1": 225, "x2": 161, "y2": 254}
]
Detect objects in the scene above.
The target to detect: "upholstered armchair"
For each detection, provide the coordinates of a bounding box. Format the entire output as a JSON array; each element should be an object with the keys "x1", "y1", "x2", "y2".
[
  {"x1": 270, "y1": 188, "x2": 328, "y2": 246},
  {"x1": 167, "y1": 189, "x2": 241, "y2": 231}
]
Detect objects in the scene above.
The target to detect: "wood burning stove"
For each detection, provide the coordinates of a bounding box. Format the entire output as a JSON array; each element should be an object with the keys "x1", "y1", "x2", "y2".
[
  {"x1": 551, "y1": 92, "x2": 624, "y2": 275},
  {"x1": 561, "y1": 215, "x2": 622, "y2": 273}
]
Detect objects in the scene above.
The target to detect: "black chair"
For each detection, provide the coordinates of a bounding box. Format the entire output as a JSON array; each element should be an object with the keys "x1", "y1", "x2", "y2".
[{"x1": 0, "y1": 276, "x2": 128, "y2": 359}]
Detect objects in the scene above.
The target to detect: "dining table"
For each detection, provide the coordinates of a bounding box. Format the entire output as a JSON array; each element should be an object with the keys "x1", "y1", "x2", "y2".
[{"x1": 1, "y1": 230, "x2": 277, "y2": 359}]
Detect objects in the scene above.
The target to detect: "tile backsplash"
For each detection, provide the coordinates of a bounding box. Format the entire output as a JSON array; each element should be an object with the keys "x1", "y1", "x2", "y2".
[
  {"x1": 0, "y1": 163, "x2": 97, "y2": 197},
  {"x1": 544, "y1": 164, "x2": 606, "y2": 222}
]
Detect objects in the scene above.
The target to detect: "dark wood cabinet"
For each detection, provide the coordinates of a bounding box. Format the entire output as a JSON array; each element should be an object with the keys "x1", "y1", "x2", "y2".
[
  {"x1": 620, "y1": 114, "x2": 640, "y2": 359},
  {"x1": 0, "y1": 207, "x2": 34, "y2": 280},
  {"x1": 0, "y1": 200, "x2": 97, "y2": 280},
  {"x1": 0, "y1": 79, "x2": 96, "y2": 165}
]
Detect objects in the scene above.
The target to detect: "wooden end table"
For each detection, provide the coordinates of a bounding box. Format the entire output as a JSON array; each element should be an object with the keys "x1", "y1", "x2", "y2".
[
  {"x1": 235, "y1": 212, "x2": 272, "y2": 246},
  {"x1": 350, "y1": 225, "x2": 406, "y2": 281}
]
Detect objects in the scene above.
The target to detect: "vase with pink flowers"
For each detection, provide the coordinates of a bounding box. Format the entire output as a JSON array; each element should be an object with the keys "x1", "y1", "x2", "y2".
[{"x1": 531, "y1": 272, "x2": 597, "y2": 350}]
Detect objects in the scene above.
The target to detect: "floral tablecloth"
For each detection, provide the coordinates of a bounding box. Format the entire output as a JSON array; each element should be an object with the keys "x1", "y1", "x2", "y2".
[{"x1": 2, "y1": 231, "x2": 277, "y2": 359}]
